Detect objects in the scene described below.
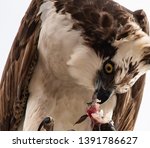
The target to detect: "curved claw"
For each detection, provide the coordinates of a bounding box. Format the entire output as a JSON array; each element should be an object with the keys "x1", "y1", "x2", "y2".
[{"x1": 38, "y1": 117, "x2": 54, "y2": 131}]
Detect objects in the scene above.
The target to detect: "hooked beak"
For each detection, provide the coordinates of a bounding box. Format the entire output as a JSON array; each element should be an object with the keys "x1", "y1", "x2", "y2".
[{"x1": 92, "y1": 80, "x2": 114, "y2": 104}]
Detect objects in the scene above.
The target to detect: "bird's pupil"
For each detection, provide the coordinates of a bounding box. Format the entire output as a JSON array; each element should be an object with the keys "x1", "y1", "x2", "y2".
[
  {"x1": 107, "y1": 65, "x2": 111, "y2": 71},
  {"x1": 103, "y1": 61, "x2": 114, "y2": 74}
]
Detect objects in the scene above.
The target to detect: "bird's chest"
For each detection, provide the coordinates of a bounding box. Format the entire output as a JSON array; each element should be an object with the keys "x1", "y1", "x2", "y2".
[{"x1": 47, "y1": 85, "x2": 93, "y2": 131}]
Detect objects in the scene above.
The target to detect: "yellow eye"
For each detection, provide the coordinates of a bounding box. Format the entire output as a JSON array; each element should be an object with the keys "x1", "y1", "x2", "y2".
[{"x1": 104, "y1": 62, "x2": 114, "y2": 74}]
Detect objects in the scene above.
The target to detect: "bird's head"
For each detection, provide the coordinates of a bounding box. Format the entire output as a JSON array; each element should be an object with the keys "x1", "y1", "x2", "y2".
[
  {"x1": 64, "y1": 0, "x2": 150, "y2": 104},
  {"x1": 93, "y1": 22, "x2": 150, "y2": 103},
  {"x1": 67, "y1": 21, "x2": 150, "y2": 104}
]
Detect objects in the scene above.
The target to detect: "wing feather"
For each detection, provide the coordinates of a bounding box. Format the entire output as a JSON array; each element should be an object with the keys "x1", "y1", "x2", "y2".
[
  {"x1": 113, "y1": 10, "x2": 149, "y2": 130},
  {"x1": 0, "y1": 0, "x2": 149, "y2": 131},
  {"x1": 0, "y1": 0, "x2": 43, "y2": 130}
]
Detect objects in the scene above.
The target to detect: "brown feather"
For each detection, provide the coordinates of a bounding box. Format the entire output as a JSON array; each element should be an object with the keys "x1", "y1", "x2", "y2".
[
  {"x1": 0, "y1": 0, "x2": 149, "y2": 131},
  {"x1": 113, "y1": 9, "x2": 149, "y2": 130},
  {"x1": 0, "y1": 0, "x2": 43, "y2": 130}
]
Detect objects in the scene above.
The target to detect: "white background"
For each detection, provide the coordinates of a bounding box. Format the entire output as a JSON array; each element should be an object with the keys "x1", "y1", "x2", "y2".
[
  {"x1": 0, "y1": 131, "x2": 149, "y2": 147},
  {"x1": 0, "y1": 0, "x2": 150, "y2": 130},
  {"x1": 0, "y1": 131, "x2": 150, "y2": 147}
]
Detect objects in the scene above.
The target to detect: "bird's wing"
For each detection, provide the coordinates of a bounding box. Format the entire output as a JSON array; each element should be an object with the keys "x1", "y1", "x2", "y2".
[
  {"x1": 113, "y1": 10, "x2": 149, "y2": 130},
  {"x1": 0, "y1": 0, "x2": 43, "y2": 130}
]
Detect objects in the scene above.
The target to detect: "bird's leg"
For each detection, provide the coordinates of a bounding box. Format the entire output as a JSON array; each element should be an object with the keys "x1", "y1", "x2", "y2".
[{"x1": 38, "y1": 116, "x2": 54, "y2": 131}]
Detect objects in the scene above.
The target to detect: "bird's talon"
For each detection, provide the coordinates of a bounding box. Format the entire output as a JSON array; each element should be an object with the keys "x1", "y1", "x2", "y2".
[
  {"x1": 92, "y1": 120, "x2": 116, "y2": 131},
  {"x1": 38, "y1": 116, "x2": 54, "y2": 131},
  {"x1": 100, "y1": 121, "x2": 116, "y2": 131}
]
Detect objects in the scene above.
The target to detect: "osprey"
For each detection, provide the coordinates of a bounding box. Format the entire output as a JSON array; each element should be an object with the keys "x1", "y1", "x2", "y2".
[{"x1": 0, "y1": 0, "x2": 150, "y2": 131}]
